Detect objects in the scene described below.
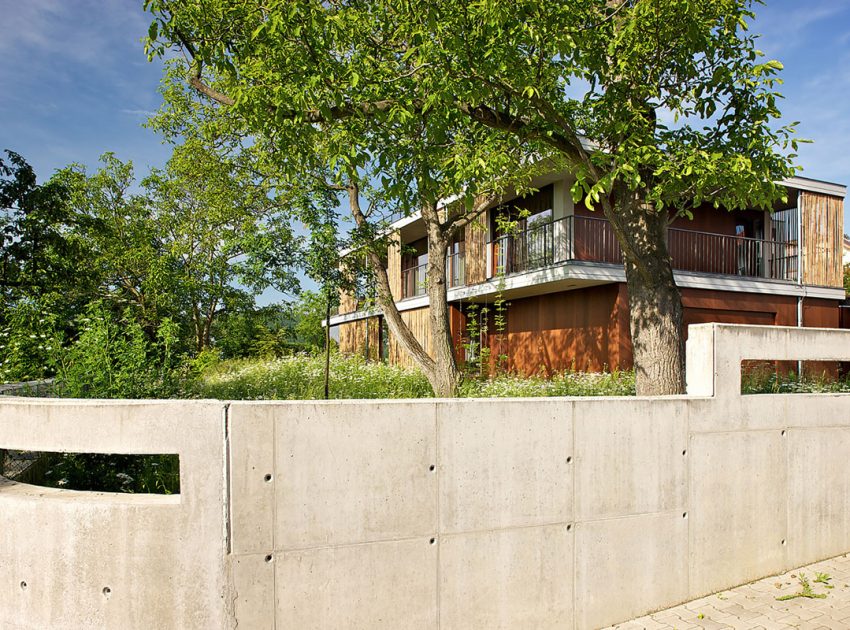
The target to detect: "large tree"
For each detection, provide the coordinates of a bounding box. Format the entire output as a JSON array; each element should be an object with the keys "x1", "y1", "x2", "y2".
[
  {"x1": 146, "y1": 56, "x2": 536, "y2": 397},
  {"x1": 63, "y1": 146, "x2": 298, "y2": 352},
  {"x1": 145, "y1": 0, "x2": 798, "y2": 394}
]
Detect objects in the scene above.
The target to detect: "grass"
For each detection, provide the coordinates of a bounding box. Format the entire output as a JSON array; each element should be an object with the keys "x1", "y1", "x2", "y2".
[
  {"x1": 190, "y1": 352, "x2": 637, "y2": 400},
  {"x1": 742, "y1": 366, "x2": 850, "y2": 395}
]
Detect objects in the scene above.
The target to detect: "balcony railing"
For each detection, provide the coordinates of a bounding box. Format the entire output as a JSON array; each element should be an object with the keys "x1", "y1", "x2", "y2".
[
  {"x1": 488, "y1": 215, "x2": 798, "y2": 282},
  {"x1": 447, "y1": 252, "x2": 465, "y2": 288},
  {"x1": 402, "y1": 263, "x2": 427, "y2": 298}
]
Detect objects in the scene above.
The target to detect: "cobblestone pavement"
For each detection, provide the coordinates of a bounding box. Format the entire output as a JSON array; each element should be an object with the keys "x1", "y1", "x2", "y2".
[{"x1": 606, "y1": 554, "x2": 850, "y2": 630}]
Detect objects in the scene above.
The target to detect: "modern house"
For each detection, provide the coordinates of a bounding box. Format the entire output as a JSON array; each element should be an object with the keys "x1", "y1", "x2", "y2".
[{"x1": 328, "y1": 171, "x2": 846, "y2": 374}]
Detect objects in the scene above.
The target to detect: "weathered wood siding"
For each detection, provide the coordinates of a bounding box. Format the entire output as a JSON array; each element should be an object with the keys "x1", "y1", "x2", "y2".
[
  {"x1": 388, "y1": 308, "x2": 432, "y2": 368},
  {"x1": 464, "y1": 217, "x2": 488, "y2": 285},
  {"x1": 339, "y1": 317, "x2": 383, "y2": 361},
  {"x1": 367, "y1": 317, "x2": 382, "y2": 362},
  {"x1": 386, "y1": 231, "x2": 402, "y2": 301},
  {"x1": 338, "y1": 319, "x2": 367, "y2": 356},
  {"x1": 801, "y1": 191, "x2": 844, "y2": 288}
]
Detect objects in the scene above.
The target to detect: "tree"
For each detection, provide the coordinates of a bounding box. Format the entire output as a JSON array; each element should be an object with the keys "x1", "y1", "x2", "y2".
[
  {"x1": 145, "y1": 27, "x2": 536, "y2": 397},
  {"x1": 0, "y1": 150, "x2": 97, "y2": 312},
  {"x1": 65, "y1": 146, "x2": 298, "y2": 353},
  {"x1": 145, "y1": 0, "x2": 799, "y2": 394}
]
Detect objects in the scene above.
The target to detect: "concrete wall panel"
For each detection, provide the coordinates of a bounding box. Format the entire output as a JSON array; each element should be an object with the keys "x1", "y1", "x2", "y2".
[
  {"x1": 786, "y1": 428, "x2": 850, "y2": 566},
  {"x1": 276, "y1": 539, "x2": 437, "y2": 630},
  {"x1": 0, "y1": 400, "x2": 229, "y2": 630},
  {"x1": 574, "y1": 399, "x2": 688, "y2": 520},
  {"x1": 437, "y1": 399, "x2": 573, "y2": 533},
  {"x1": 575, "y1": 512, "x2": 689, "y2": 629},
  {"x1": 3, "y1": 326, "x2": 850, "y2": 629},
  {"x1": 228, "y1": 403, "x2": 275, "y2": 555},
  {"x1": 439, "y1": 524, "x2": 573, "y2": 630},
  {"x1": 689, "y1": 430, "x2": 787, "y2": 597},
  {"x1": 273, "y1": 401, "x2": 437, "y2": 549}
]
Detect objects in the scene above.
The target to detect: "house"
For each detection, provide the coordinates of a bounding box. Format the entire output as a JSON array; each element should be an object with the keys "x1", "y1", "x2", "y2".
[{"x1": 328, "y1": 171, "x2": 846, "y2": 374}]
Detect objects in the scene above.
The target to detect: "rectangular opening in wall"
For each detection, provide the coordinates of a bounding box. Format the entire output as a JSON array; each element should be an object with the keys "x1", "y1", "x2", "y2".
[
  {"x1": 741, "y1": 360, "x2": 850, "y2": 394},
  {"x1": 0, "y1": 449, "x2": 180, "y2": 495}
]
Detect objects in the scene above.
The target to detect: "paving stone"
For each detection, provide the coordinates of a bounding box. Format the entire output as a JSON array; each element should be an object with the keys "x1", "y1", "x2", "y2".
[{"x1": 602, "y1": 554, "x2": 850, "y2": 630}]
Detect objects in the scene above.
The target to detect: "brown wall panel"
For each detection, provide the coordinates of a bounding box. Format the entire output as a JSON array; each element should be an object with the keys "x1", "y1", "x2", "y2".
[
  {"x1": 479, "y1": 285, "x2": 625, "y2": 375},
  {"x1": 454, "y1": 285, "x2": 842, "y2": 376}
]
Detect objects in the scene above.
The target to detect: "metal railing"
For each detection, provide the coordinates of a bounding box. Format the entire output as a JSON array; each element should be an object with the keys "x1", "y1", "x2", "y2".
[
  {"x1": 402, "y1": 262, "x2": 427, "y2": 298},
  {"x1": 447, "y1": 252, "x2": 465, "y2": 288},
  {"x1": 487, "y1": 215, "x2": 798, "y2": 281},
  {"x1": 668, "y1": 228, "x2": 798, "y2": 281}
]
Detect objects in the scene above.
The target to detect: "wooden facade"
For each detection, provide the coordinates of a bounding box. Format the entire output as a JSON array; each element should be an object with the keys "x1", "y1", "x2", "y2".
[
  {"x1": 464, "y1": 218, "x2": 488, "y2": 285},
  {"x1": 800, "y1": 191, "x2": 844, "y2": 288},
  {"x1": 388, "y1": 308, "x2": 432, "y2": 368},
  {"x1": 472, "y1": 285, "x2": 841, "y2": 376},
  {"x1": 386, "y1": 231, "x2": 403, "y2": 301},
  {"x1": 338, "y1": 317, "x2": 383, "y2": 361}
]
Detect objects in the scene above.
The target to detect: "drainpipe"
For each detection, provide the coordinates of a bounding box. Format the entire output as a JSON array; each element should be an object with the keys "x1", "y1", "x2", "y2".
[{"x1": 797, "y1": 189, "x2": 804, "y2": 376}]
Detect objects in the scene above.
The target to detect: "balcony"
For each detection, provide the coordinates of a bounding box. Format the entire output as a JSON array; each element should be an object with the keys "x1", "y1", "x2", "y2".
[
  {"x1": 402, "y1": 252, "x2": 467, "y2": 299},
  {"x1": 489, "y1": 215, "x2": 799, "y2": 282}
]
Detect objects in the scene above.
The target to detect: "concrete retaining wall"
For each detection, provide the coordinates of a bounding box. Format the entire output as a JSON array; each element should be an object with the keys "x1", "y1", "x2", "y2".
[{"x1": 2, "y1": 324, "x2": 850, "y2": 629}]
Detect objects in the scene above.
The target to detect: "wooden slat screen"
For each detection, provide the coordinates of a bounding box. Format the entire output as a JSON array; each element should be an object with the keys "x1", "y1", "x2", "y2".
[{"x1": 801, "y1": 191, "x2": 844, "y2": 288}]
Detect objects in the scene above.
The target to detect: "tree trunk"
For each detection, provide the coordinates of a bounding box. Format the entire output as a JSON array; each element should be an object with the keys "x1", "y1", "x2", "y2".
[
  {"x1": 345, "y1": 183, "x2": 440, "y2": 389},
  {"x1": 606, "y1": 193, "x2": 685, "y2": 395},
  {"x1": 422, "y1": 208, "x2": 463, "y2": 397}
]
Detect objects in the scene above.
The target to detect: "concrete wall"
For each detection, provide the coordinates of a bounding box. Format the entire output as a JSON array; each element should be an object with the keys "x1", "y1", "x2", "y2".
[{"x1": 2, "y1": 324, "x2": 850, "y2": 628}]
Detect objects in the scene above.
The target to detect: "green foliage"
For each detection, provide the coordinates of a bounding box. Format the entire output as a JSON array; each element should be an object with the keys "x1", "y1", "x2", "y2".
[
  {"x1": 844, "y1": 262, "x2": 850, "y2": 295},
  {"x1": 290, "y1": 290, "x2": 335, "y2": 351},
  {"x1": 144, "y1": 0, "x2": 801, "y2": 394},
  {"x1": 42, "y1": 453, "x2": 180, "y2": 494},
  {"x1": 1, "y1": 150, "x2": 98, "y2": 305},
  {"x1": 0, "y1": 298, "x2": 63, "y2": 382},
  {"x1": 54, "y1": 302, "x2": 183, "y2": 399},
  {"x1": 741, "y1": 366, "x2": 850, "y2": 394},
  {"x1": 776, "y1": 573, "x2": 828, "y2": 601},
  {"x1": 459, "y1": 370, "x2": 636, "y2": 398}
]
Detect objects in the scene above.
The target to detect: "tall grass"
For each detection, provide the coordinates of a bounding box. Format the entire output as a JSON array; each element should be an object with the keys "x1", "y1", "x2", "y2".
[
  {"x1": 191, "y1": 353, "x2": 636, "y2": 400},
  {"x1": 191, "y1": 353, "x2": 434, "y2": 400}
]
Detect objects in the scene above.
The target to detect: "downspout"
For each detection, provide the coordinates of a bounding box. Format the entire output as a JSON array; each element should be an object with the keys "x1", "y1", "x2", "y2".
[{"x1": 797, "y1": 189, "x2": 804, "y2": 376}]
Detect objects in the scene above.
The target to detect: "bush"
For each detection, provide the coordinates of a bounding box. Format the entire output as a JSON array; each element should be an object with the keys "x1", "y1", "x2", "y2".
[{"x1": 54, "y1": 302, "x2": 184, "y2": 398}]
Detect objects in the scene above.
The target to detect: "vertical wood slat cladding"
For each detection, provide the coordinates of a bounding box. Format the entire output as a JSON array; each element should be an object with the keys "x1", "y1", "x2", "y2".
[
  {"x1": 339, "y1": 317, "x2": 385, "y2": 360},
  {"x1": 464, "y1": 218, "x2": 488, "y2": 285},
  {"x1": 801, "y1": 191, "x2": 844, "y2": 288},
  {"x1": 367, "y1": 317, "x2": 382, "y2": 362},
  {"x1": 338, "y1": 320, "x2": 367, "y2": 356},
  {"x1": 388, "y1": 308, "x2": 433, "y2": 368},
  {"x1": 338, "y1": 290, "x2": 358, "y2": 315},
  {"x1": 386, "y1": 231, "x2": 402, "y2": 301}
]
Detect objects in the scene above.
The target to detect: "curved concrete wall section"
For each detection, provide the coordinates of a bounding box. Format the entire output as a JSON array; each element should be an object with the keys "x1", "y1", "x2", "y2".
[{"x1": 1, "y1": 324, "x2": 850, "y2": 629}]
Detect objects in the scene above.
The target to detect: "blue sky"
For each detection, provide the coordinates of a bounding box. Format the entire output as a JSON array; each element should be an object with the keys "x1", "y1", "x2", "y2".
[{"x1": 3, "y1": 0, "x2": 850, "y2": 227}]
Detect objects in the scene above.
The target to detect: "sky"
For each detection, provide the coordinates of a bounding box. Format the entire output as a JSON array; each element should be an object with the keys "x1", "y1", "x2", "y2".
[{"x1": 2, "y1": 0, "x2": 850, "y2": 276}]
